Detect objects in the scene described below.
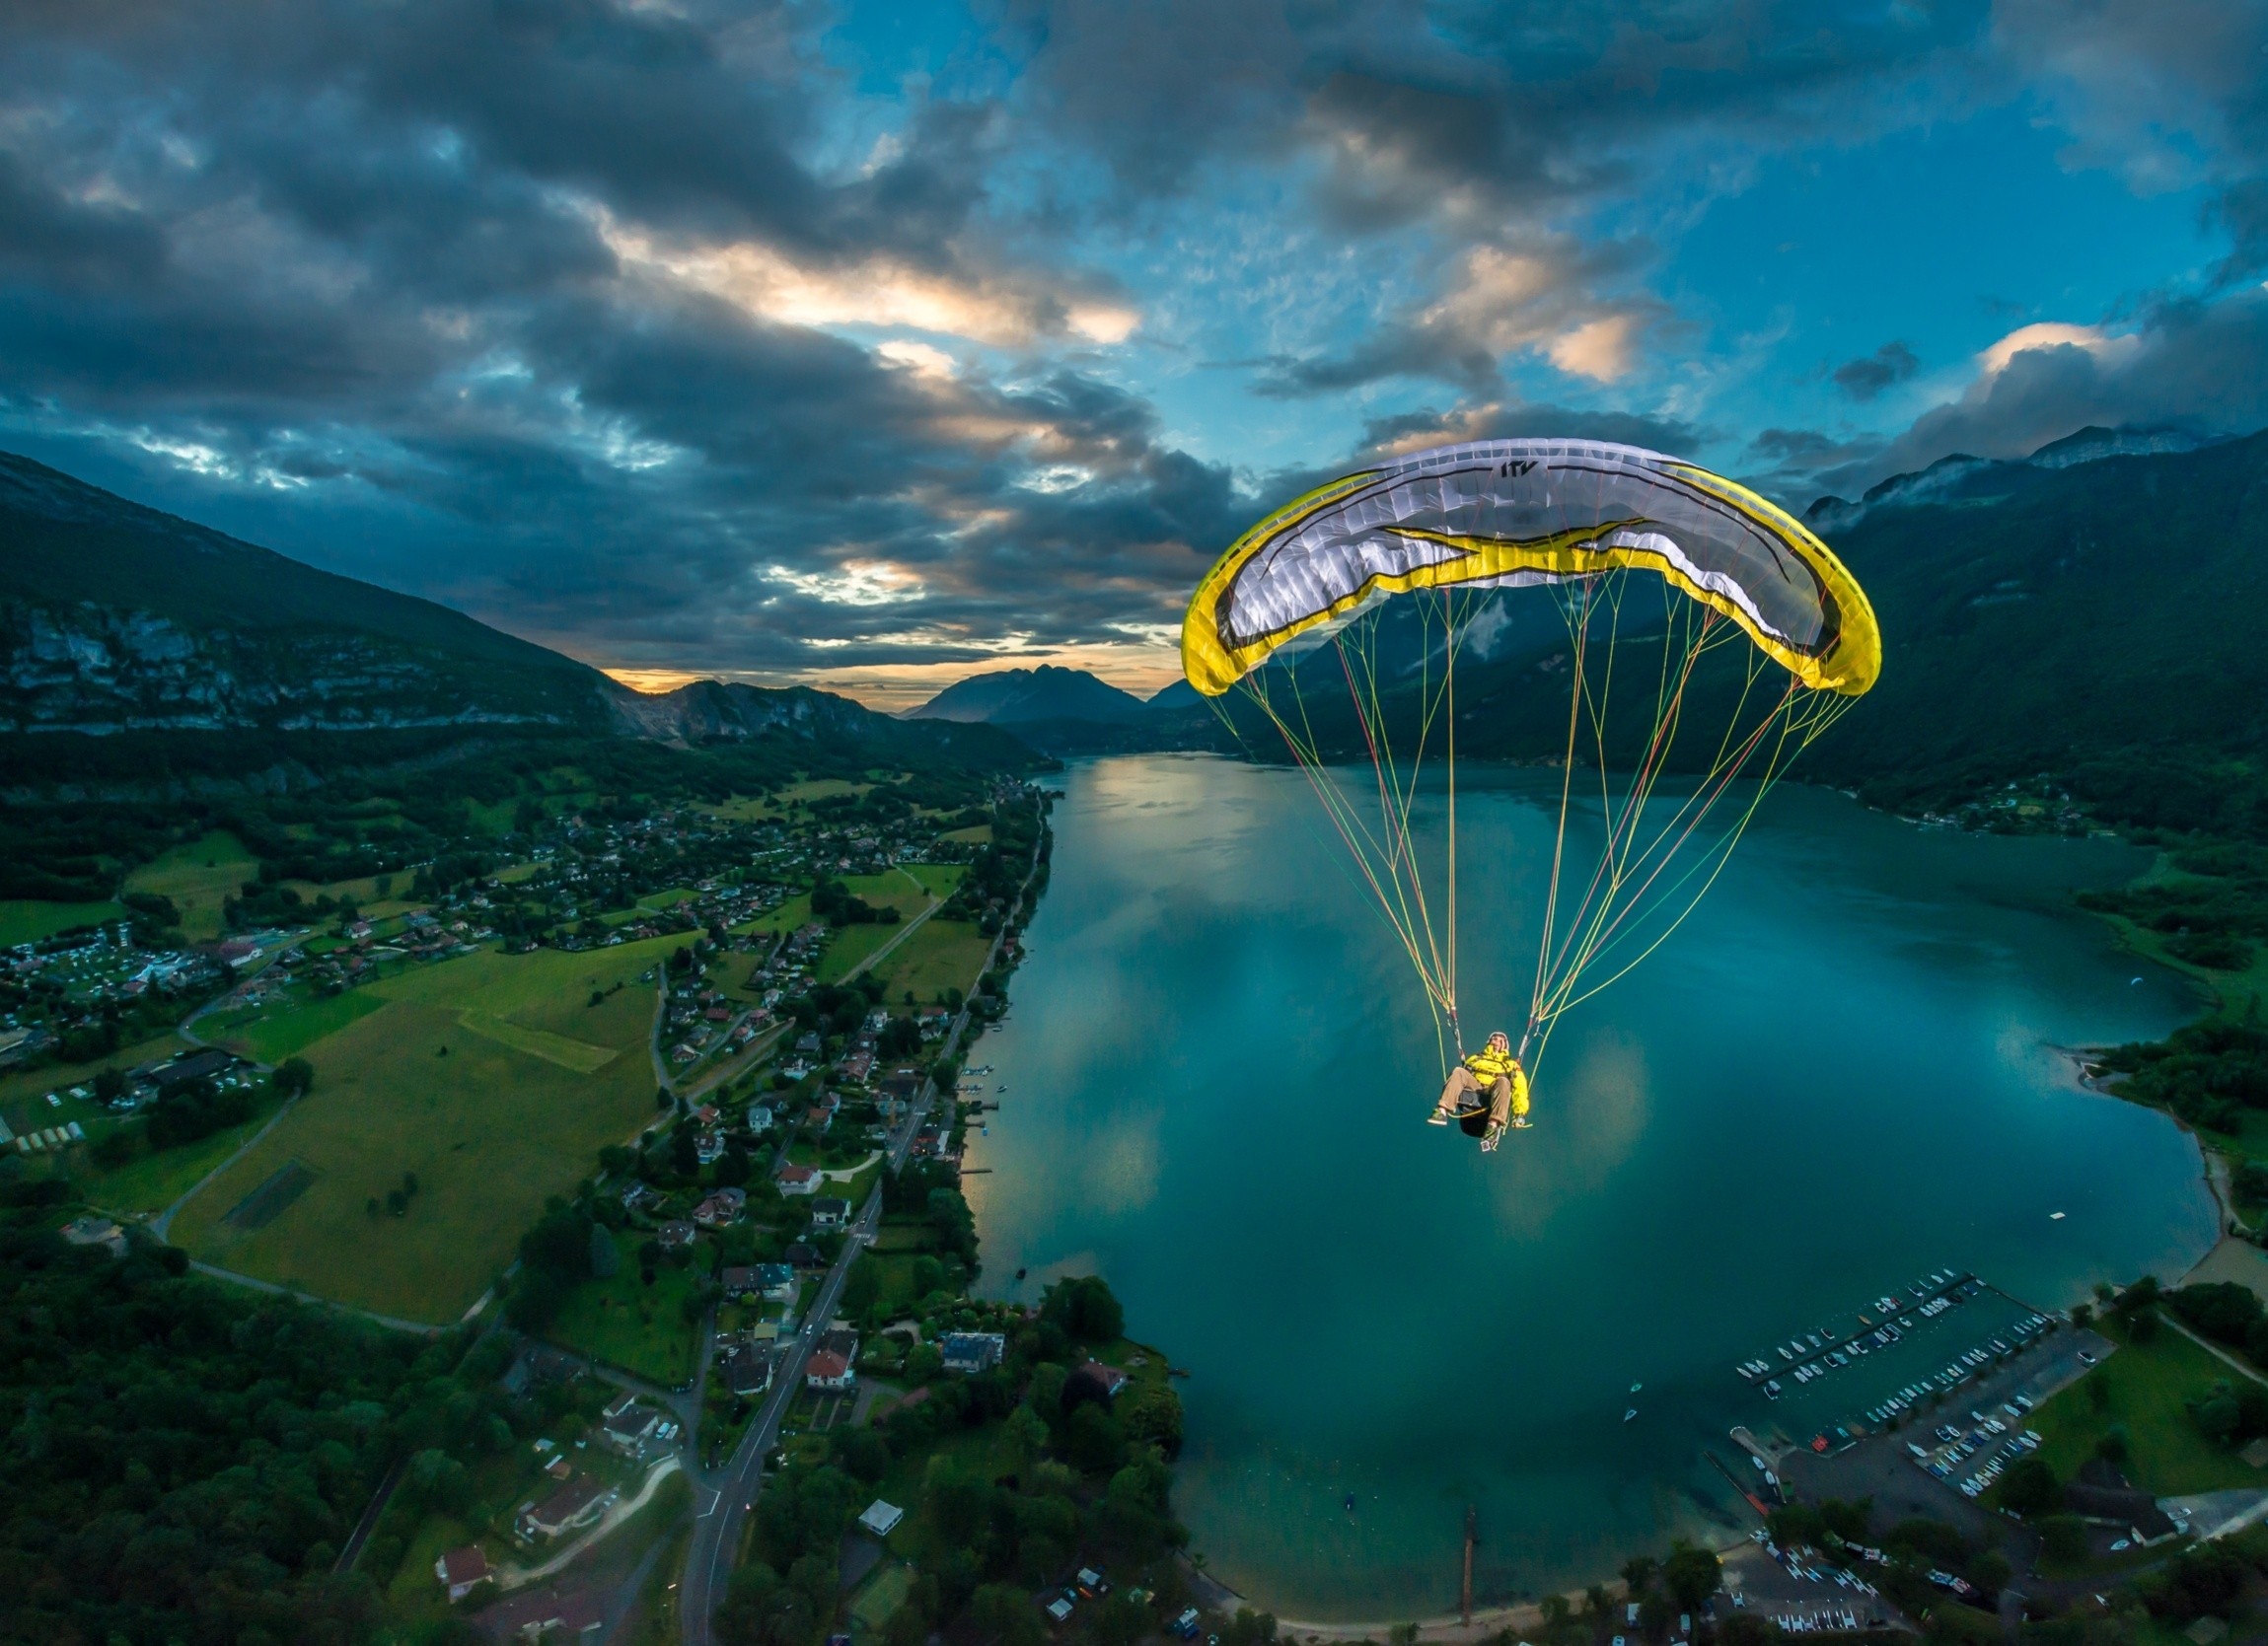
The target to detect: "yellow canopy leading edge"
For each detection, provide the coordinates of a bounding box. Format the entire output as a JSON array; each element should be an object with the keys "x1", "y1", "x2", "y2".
[{"x1": 1181, "y1": 438, "x2": 1879, "y2": 700}]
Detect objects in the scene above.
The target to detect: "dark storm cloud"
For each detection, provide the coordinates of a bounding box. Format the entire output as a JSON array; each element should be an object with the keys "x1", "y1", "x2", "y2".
[
  {"x1": 1761, "y1": 293, "x2": 2268, "y2": 505},
  {"x1": 1996, "y1": 0, "x2": 2268, "y2": 282},
  {"x1": 1003, "y1": 0, "x2": 1995, "y2": 394},
  {"x1": 8, "y1": 0, "x2": 2268, "y2": 685},
  {"x1": 0, "y1": 0, "x2": 1224, "y2": 677},
  {"x1": 1830, "y1": 342, "x2": 1920, "y2": 401},
  {"x1": 1009, "y1": 0, "x2": 1993, "y2": 220}
]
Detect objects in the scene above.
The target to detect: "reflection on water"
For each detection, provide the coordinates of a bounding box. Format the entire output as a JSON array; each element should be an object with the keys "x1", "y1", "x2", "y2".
[{"x1": 965, "y1": 755, "x2": 2216, "y2": 1618}]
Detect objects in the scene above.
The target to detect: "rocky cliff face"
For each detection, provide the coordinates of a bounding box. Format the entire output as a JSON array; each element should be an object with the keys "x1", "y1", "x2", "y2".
[
  {"x1": 0, "y1": 450, "x2": 1039, "y2": 769},
  {"x1": 0, "y1": 601, "x2": 602, "y2": 734},
  {"x1": 0, "y1": 450, "x2": 619, "y2": 735}
]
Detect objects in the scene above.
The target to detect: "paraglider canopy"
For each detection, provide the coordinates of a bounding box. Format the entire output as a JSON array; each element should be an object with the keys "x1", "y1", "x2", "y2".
[
  {"x1": 1180, "y1": 437, "x2": 1879, "y2": 1093},
  {"x1": 1183, "y1": 438, "x2": 1877, "y2": 699}
]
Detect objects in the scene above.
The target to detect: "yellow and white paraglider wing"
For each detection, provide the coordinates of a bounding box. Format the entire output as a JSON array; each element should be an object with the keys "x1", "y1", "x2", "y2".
[
  {"x1": 1177, "y1": 437, "x2": 1880, "y2": 1095},
  {"x1": 1180, "y1": 440, "x2": 1878, "y2": 699}
]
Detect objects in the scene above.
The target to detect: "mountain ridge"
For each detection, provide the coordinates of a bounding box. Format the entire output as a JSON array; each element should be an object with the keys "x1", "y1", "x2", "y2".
[
  {"x1": 905, "y1": 664, "x2": 1149, "y2": 725},
  {"x1": 0, "y1": 449, "x2": 1032, "y2": 770}
]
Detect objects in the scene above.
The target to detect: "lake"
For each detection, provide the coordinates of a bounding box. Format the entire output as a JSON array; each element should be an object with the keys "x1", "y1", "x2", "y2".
[{"x1": 960, "y1": 754, "x2": 2216, "y2": 1620}]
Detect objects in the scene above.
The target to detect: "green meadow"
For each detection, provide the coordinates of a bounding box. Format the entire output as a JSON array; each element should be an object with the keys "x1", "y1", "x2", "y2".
[{"x1": 171, "y1": 935, "x2": 680, "y2": 1323}]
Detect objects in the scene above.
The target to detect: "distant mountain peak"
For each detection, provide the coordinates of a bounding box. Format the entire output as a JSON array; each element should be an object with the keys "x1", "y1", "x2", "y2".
[
  {"x1": 2025, "y1": 424, "x2": 2218, "y2": 468},
  {"x1": 906, "y1": 664, "x2": 1149, "y2": 725},
  {"x1": 1806, "y1": 423, "x2": 2234, "y2": 529}
]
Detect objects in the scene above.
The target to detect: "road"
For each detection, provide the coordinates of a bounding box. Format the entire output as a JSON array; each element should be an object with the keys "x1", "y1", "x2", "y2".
[
  {"x1": 185, "y1": 1257, "x2": 447, "y2": 1335},
  {"x1": 677, "y1": 1171, "x2": 887, "y2": 1638},
  {"x1": 334, "y1": 1455, "x2": 409, "y2": 1573},
  {"x1": 678, "y1": 837, "x2": 1040, "y2": 1645}
]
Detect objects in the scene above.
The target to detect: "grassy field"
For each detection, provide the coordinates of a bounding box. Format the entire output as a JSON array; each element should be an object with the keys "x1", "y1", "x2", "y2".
[
  {"x1": 124, "y1": 830, "x2": 256, "y2": 940},
  {"x1": 230, "y1": 989, "x2": 391, "y2": 1064},
  {"x1": 777, "y1": 779, "x2": 870, "y2": 804},
  {"x1": 871, "y1": 919, "x2": 991, "y2": 1004},
  {"x1": 938, "y1": 824, "x2": 991, "y2": 845},
  {"x1": 279, "y1": 871, "x2": 405, "y2": 906},
  {"x1": 77, "y1": 1098, "x2": 285, "y2": 1216},
  {"x1": 743, "y1": 894, "x2": 814, "y2": 936},
  {"x1": 169, "y1": 935, "x2": 680, "y2": 1323},
  {"x1": 2024, "y1": 1317, "x2": 2268, "y2": 1494},
  {"x1": 385, "y1": 1509, "x2": 477, "y2": 1621},
  {"x1": 547, "y1": 1260, "x2": 702, "y2": 1385},
  {"x1": 844, "y1": 873, "x2": 932, "y2": 918},
  {"x1": 868, "y1": 1424, "x2": 1020, "y2": 1566},
  {"x1": 901, "y1": 864, "x2": 966, "y2": 897},
  {"x1": 0, "y1": 899, "x2": 128, "y2": 945},
  {"x1": 815, "y1": 923, "x2": 915, "y2": 984},
  {"x1": 848, "y1": 1562, "x2": 915, "y2": 1634}
]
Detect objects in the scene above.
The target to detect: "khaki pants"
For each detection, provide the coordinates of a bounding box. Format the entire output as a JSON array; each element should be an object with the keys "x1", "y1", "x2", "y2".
[{"x1": 1436, "y1": 1066, "x2": 1526, "y2": 1125}]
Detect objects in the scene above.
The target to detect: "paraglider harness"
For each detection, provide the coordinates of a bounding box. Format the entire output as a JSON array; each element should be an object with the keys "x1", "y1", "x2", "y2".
[{"x1": 1446, "y1": 1020, "x2": 1531, "y2": 1136}]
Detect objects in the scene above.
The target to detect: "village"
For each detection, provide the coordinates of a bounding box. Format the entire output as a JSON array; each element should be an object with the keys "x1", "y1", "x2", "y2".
[{"x1": 0, "y1": 769, "x2": 1219, "y2": 1646}]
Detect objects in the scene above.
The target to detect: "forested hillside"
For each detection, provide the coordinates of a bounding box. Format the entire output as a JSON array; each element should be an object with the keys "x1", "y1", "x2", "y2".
[
  {"x1": 0, "y1": 453, "x2": 1043, "y2": 901},
  {"x1": 0, "y1": 1178, "x2": 508, "y2": 1646}
]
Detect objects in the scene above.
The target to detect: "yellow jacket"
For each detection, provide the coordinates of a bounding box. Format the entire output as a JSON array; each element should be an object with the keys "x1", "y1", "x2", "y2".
[{"x1": 1462, "y1": 1044, "x2": 1527, "y2": 1098}]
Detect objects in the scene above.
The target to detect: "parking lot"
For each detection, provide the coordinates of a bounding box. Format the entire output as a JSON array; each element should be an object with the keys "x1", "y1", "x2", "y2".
[
  {"x1": 1719, "y1": 1539, "x2": 1894, "y2": 1632},
  {"x1": 1776, "y1": 1323, "x2": 2113, "y2": 1549}
]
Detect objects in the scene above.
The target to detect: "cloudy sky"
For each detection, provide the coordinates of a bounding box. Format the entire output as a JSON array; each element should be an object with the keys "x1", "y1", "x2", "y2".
[{"x1": 5, "y1": 0, "x2": 2267, "y2": 705}]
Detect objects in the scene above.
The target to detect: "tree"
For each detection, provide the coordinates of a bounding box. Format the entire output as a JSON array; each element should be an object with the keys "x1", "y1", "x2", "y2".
[
  {"x1": 841, "y1": 1255, "x2": 879, "y2": 1319},
  {"x1": 1004, "y1": 1403, "x2": 1047, "y2": 1481},
  {"x1": 831, "y1": 1426, "x2": 890, "y2": 1483},
  {"x1": 969, "y1": 1584, "x2": 1047, "y2": 1646},
  {"x1": 1064, "y1": 1402, "x2": 1125, "y2": 1473},
  {"x1": 2192, "y1": 1381, "x2": 2243, "y2": 1441},
  {"x1": 1662, "y1": 1543, "x2": 1720, "y2": 1613},
  {"x1": 1964, "y1": 1549, "x2": 2012, "y2": 1600},
  {"x1": 1621, "y1": 1554, "x2": 1658, "y2": 1598},
  {"x1": 273, "y1": 1056, "x2": 316, "y2": 1098},
  {"x1": 926, "y1": 1186, "x2": 978, "y2": 1267},
  {"x1": 716, "y1": 1561, "x2": 816, "y2": 1646},
  {"x1": 508, "y1": 1266, "x2": 570, "y2": 1330},
  {"x1": 1040, "y1": 1274, "x2": 1124, "y2": 1343},
  {"x1": 2147, "y1": 1542, "x2": 2248, "y2": 1621},
  {"x1": 1998, "y1": 1456, "x2": 2060, "y2": 1517},
  {"x1": 521, "y1": 1204, "x2": 593, "y2": 1280},
  {"x1": 1122, "y1": 1382, "x2": 1184, "y2": 1459},
  {"x1": 407, "y1": 1449, "x2": 471, "y2": 1514}
]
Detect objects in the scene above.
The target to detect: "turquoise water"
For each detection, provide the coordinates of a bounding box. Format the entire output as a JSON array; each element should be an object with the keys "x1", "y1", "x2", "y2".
[{"x1": 962, "y1": 755, "x2": 2216, "y2": 1619}]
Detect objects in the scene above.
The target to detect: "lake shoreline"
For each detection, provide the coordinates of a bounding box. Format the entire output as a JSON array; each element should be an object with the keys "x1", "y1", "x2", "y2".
[{"x1": 972, "y1": 756, "x2": 2211, "y2": 1621}]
